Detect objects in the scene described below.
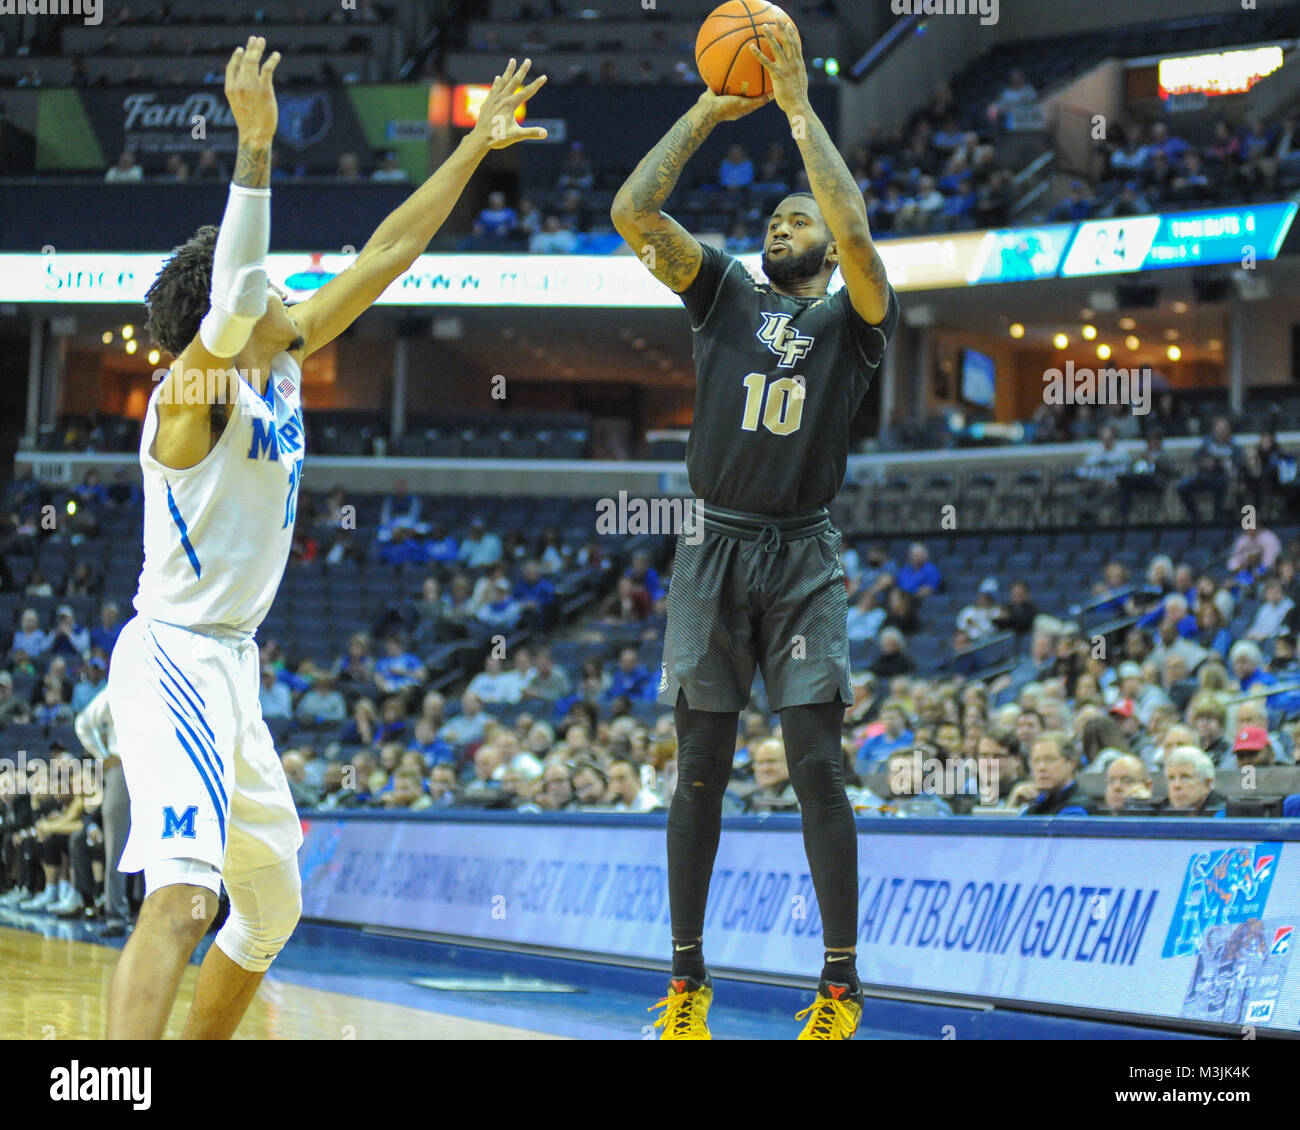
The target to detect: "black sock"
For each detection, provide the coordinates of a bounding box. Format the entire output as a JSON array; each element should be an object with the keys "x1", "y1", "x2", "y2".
[
  {"x1": 821, "y1": 950, "x2": 859, "y2": 995},
  {"x1": 671, "y1": 938, "x2": 707, "y2": 981}
]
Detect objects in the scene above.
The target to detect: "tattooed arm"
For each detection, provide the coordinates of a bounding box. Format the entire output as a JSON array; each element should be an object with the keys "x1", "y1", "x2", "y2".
[
  {"x1": 612, "y1": 89, "x2": 772, "y2": 293},
  {"x1": 751, "y1": 23, "x2": 889, "y2": 324},
  {"x1": 791, "y1": 102, "x2": 889, "y2": 323},
  {"x1": 232, "y1": 137, "x2": 270, "y2": 188}
]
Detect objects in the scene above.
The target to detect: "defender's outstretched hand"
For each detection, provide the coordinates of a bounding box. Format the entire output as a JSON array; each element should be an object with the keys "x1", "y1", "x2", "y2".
[
  {"x1": 225, "y1": 36, "x2": 281, "y2": 145},
  {"x1": 472, "y1": 58, "x2": 549, "y2": 150},
  {"x1": 748, "y1": 22, "x2": 808, "y2": 114}
]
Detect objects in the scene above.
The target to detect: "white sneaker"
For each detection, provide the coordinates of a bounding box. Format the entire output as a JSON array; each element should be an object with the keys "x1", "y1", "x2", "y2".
[
  {"x1": 51, "y1": 891, "x2": 85, "y2": 917},
  {"x1": 18, "y1": 886, "x2": 59, "y2": 912},
  {"x1": 0, "y1": 886, "x2": 31, "y2": 906}
]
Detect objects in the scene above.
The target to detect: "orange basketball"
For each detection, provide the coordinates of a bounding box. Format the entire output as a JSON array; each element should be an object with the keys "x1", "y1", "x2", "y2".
[{"x1": 696, "y1": 0, "x2": 800, "y2": 98}]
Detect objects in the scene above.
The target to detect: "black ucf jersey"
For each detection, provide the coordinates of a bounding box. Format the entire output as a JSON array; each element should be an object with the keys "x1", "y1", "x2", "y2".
[{"x1": 678, "y1": 242, "x2": 900, "y2": 514}]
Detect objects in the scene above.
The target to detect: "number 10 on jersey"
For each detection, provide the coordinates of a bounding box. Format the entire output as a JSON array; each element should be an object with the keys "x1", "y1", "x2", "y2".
[{"x1": 740, "y1": 372, "x2": 805, "y2": 436}]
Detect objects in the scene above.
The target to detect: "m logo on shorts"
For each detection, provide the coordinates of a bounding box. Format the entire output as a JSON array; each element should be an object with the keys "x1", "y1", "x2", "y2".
[{"x1": 162, "y1": 805, "x2": 198, "y2": 840}]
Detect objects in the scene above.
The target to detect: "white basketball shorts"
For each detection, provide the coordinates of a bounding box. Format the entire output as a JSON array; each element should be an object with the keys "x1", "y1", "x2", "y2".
[{"x1": 106, "y1": 616, "x2": 302, "y2": 882}]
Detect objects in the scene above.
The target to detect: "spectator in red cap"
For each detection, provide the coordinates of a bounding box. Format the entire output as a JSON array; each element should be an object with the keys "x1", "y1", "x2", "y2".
[
  {"x1": 1108, "y1": 697, "x2": 1141, "y2": 745},
  {"x1": 1231, "y1": 724, "x2": 1275, "y2": 769},
  {"x1": 1234, "y1": 698, "x2": 1291, "y2": 763}
]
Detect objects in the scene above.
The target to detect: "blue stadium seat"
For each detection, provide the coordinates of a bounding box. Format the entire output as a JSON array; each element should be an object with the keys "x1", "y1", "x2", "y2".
[
  {"x1": 3, "y1": 722, "x2": 47, "y2": 753},
  {"x1": 48, "y1": 724, "x2": 80, "y2": 752}
]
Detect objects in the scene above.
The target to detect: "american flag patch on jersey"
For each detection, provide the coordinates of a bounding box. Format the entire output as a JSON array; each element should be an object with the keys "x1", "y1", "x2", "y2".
[{"x1": 277, "y1": 374, "x2": 296, "y2": 401}]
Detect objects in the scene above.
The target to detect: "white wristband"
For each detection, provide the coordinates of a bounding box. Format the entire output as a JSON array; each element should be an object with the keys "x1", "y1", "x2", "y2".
[{"x1": 199, "y1": 183, "x2": 271, "y2": 356}]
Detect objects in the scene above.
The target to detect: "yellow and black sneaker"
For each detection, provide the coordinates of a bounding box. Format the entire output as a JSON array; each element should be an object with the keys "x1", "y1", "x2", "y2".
[
  {"x1": 795, "y1": 981, "x2": 863, "y2": 1040},
  {"x1": 649, "y1": 975, "x2": 714, "y2": 1040}
]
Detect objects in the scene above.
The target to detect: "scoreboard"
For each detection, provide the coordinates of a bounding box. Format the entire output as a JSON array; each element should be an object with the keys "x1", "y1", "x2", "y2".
[{"x1": 1060, "y1": 203, "x2": 1297, "y2": 278}]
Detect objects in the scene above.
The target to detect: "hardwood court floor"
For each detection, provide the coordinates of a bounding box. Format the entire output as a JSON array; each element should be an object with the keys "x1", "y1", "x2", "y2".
[
  {"x1": 1, "y1": 918, "x2": 1214, "y2": 1041},
  {"x1": 0, "y1": 926, "x2": 562, "y2": 1040}
]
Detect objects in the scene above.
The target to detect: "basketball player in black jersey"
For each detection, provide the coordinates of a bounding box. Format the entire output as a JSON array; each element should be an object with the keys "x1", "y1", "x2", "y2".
[{"x1": 612, "y1": 23, "x2": 899, "y2": 1039}]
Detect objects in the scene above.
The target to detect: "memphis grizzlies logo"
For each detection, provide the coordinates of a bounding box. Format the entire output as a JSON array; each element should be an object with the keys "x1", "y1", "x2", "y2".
[
  {"x1": 277, "y1": 92, "x2": 333, "y2": 151},
  {"x1": 1162, "y1": 843, "x2": 1281, "y2": 958},
  {"x1": 162, "y1": 805, "x2": 198, "y2": 840},
  {"x1": 757, "y1": 312, "x2": 814, "y2": 368}
]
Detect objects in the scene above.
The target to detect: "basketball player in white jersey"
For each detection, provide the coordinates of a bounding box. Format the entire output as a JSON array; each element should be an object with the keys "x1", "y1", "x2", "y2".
[{"x1": 105, "y1": 38, "x2": 547, "y2": 1039}]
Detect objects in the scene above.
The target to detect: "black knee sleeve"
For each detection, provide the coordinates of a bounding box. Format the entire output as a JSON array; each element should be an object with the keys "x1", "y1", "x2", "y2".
[
  {"x1": 666, "y1": 692, "x2": 738, "y2": 941},
  {"x1": 780, "y1": 701, "x2": 858, "y2": 949}
]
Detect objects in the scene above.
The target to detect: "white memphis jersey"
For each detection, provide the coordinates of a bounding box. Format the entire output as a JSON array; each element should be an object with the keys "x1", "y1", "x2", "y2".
[{"x1": 133, "y1": 352, "x2": 305, "y2": 636}]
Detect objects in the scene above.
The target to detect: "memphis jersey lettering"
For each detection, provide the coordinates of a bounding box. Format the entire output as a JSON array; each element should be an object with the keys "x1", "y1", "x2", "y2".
[{"x1": 134, "y1": 352, "x2": 305, "y2": 635}]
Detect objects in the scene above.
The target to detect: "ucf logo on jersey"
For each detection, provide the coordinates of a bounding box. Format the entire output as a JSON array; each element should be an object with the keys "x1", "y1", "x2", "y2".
[{"x1": 757, "y1": 312, "x2": 814, "y2": 368}]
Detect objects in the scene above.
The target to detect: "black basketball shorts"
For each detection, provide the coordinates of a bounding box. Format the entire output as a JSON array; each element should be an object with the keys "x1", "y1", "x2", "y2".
[{"x1": 657, "y1": 503, "x2": 853, "y2": 713}]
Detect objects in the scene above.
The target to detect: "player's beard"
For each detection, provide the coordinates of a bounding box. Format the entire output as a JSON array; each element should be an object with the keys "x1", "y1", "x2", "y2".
[{"x1": 762, "y1": 239, "x2": 831, "y2": 286}]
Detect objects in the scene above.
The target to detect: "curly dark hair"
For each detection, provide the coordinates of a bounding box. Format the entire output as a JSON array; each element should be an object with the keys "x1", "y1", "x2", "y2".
[{"x1": 143, "y1": 225, "x2": 218, "y2": 356}]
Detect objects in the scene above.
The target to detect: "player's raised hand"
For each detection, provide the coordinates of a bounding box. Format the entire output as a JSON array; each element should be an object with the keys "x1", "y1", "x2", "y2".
[
  {"x1": 225, "y1": 36, "x2": 281, "y2": 146},
  {"x1": 696, "y1": 87, "x2": 774, "y2": 122},
  {"x1": 748, "y1": 21, "x2": 807, "y2": 113},
  {"x1": 471, "y1": 58, "x2": 548, "y2": 150}
]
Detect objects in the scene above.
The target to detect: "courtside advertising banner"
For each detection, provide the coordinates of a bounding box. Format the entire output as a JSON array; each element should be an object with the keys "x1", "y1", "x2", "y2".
[
  {"x1": 0, "y1": 251, "x2": 710, "y2": 308},
  {"x1": 3, "y1": 204, "x2": 1292, "y2": 305},
  {"x1": 298, "y1": 815, "x2": 1300, "y2": 1032}
]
